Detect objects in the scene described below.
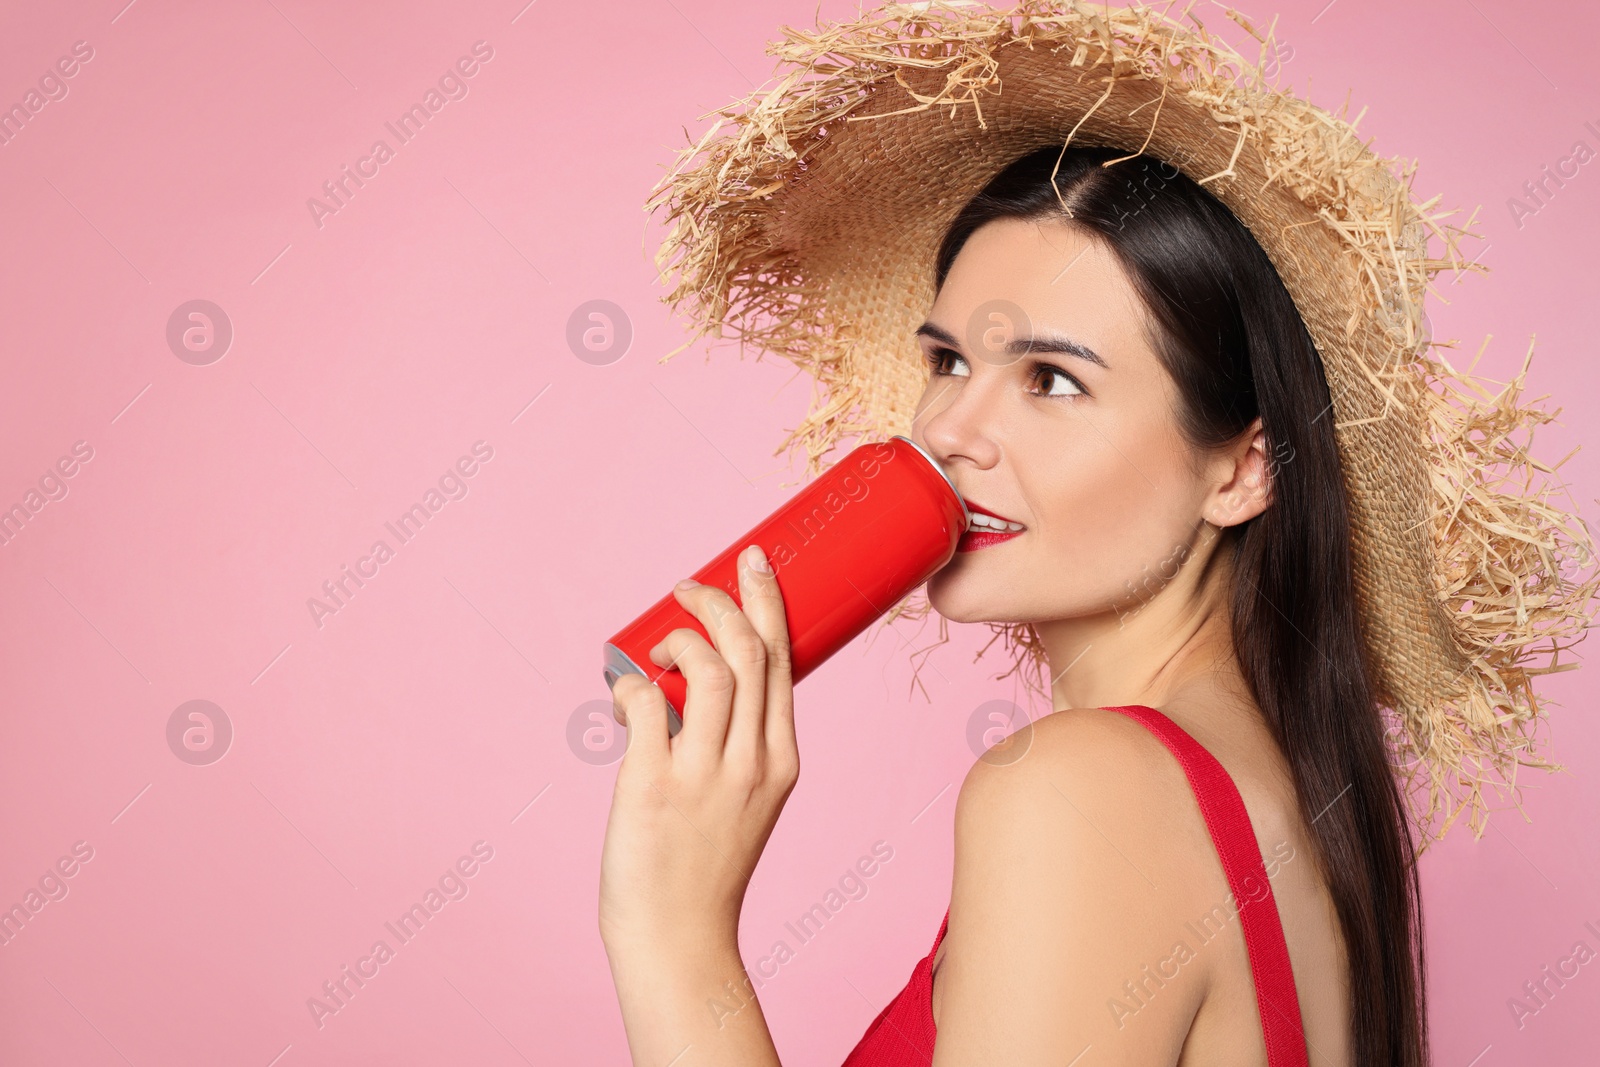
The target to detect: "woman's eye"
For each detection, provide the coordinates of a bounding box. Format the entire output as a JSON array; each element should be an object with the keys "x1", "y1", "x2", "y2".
[
  {"x1": 925, "y1": 349, "x2": 969, "y2": 377},
  {"x1": 1033, "y1": 363, "x2": 1085, "y2": 398}
]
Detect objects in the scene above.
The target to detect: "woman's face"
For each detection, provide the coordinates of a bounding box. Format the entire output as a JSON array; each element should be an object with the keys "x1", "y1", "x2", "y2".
[{"x1": 911, "y1": 216, "x2": 1219, "y2": 625}]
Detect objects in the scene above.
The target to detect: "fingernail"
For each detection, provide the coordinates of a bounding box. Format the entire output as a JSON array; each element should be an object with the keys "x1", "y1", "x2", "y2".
[
  {"x1": 675, "y1": 578, "x2": 699, "y2": 591},
  {"x1": 743, "y1": 544, "x2": 772, "y2": 575}
]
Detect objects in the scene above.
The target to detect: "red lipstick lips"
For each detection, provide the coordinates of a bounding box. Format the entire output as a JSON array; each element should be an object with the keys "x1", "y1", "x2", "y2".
[
  {"x1": 963, "y1": 500, "x2": 1023, "y2": 525},
  {"x1": 957, "y1": 498, "x2": 1026, "y2": 553}
]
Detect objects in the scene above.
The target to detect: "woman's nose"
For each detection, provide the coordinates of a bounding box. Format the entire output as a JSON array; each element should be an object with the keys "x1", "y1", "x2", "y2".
[{"x1": 915, "y1": 376, "x2": 1002, "y2": 471}]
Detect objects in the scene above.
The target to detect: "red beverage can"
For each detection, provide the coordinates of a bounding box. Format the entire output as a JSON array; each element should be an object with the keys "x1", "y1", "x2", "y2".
[{"x1": 603, "y1": 435, "x2": 969, "y2": 733}]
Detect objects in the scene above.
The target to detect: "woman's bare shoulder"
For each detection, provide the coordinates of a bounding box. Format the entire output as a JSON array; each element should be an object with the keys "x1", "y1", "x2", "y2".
[
  {"x1": 954, "y1": 706, "x2": 1233, "y2": 911},
  {"x1": 955, "y1": 705, "x2": 1212, "y2": 835},
  {"x1": 934, "y1": 707, "x2": 1238, "y2": 1064}
]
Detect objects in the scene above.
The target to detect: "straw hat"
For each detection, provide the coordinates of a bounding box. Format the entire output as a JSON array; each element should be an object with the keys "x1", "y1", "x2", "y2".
[{"x1": 643, "y1": 0, "x2": 1598, "y2": 842}]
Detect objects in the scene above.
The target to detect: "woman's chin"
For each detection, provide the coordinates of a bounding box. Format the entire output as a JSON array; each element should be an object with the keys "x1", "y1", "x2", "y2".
[{"x1": 926, "y1": 571, "x2": 1003, "y2": 624}]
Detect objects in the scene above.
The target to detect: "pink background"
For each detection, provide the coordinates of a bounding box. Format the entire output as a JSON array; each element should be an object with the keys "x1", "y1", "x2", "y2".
[{"x1": 0, "y1": 1, "x2": 1595, "y2": 1063}]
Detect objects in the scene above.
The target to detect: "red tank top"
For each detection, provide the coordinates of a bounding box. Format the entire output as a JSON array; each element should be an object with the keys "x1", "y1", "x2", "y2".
[{"x1": 839, "y1": 704, "x2": 1310, "y2": 1067}]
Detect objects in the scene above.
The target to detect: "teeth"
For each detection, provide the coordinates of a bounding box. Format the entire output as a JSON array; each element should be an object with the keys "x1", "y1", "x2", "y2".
[{"x1": 967, "y1": 512, "x2": 1024, "y2": 533}]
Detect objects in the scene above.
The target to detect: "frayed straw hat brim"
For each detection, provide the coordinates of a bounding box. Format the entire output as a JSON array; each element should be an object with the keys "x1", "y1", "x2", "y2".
[{"x1": 645, "y1": 0, "x2": 1599, "y2": 842}]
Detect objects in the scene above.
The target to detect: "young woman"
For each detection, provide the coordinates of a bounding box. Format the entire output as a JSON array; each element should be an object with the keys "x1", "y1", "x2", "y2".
[
  {"x1": 602, "y1": 140, "x2": 1406, "y2": 1067},
  {"x1": 603, "y1": 5, "x2": 1594, "y2": 1066}
]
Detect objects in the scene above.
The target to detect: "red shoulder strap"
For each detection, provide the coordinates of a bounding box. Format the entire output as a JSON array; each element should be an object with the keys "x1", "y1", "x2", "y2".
[{"x1": 1099, "y1": 704, "x2": 1310, "y2": 1067}]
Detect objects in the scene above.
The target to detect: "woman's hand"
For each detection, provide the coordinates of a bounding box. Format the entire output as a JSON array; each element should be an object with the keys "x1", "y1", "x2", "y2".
[{"x1": 599, "y1": 542, "x2": 800, "y2": 960}]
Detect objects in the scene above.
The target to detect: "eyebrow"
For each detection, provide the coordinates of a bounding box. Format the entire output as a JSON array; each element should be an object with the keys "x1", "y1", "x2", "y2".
[{"x1": 914, "y1": 320, "x2": 1109, "y2": 369}]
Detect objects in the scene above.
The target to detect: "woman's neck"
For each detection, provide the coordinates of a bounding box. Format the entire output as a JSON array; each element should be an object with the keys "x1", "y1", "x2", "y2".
[{"x1": 1038, "y1": 527, "x2": 1250, "y2": 717}]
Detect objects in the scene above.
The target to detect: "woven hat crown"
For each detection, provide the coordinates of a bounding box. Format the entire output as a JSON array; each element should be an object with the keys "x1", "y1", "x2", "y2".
[{"x1": 645, "y1": 0, "x2": 1599, "y2": 842}]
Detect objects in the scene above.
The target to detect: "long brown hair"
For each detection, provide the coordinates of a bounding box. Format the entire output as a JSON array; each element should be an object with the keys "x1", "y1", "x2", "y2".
[{"x1": 933, "y1": 144, "x2": 1428, "y2": 1066}]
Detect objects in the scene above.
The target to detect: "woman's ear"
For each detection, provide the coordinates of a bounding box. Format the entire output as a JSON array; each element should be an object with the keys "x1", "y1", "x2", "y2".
[{"x1": 1205, "y1": 417, "x2": 1273, "y2": 528}]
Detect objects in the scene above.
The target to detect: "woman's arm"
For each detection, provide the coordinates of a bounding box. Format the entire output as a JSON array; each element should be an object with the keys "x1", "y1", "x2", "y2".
[
  {"x1": 604, "y1": 929, "x2": 781, "y2": 1067},
  {"x1": 600, "y1": 548, "x2": 797, "y2": 1067},
  {"x1": 933, "y1": 708, "x2": 1225, "y2": 1066}
]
